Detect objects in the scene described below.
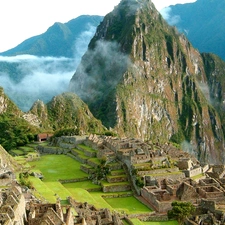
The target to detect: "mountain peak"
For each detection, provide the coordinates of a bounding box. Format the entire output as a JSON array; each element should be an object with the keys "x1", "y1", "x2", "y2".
[{"x1": 69, "y1": 0, "x2": 225, "y2": 163}]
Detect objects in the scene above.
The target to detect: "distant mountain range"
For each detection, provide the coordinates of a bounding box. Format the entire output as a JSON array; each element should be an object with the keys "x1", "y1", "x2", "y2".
[
  {"x1": 164, "y1": 0, "x2": 225, "y2": 60},
  {"x1": 0, "y1": 15, "x2": 103, "y2": 57}
]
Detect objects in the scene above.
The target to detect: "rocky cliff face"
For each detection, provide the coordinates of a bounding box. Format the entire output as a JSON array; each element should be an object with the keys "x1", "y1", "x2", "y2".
[
  {"x1": 69, "y1": 0, "x2": 225, "y2": 163},
  {"x1": 0, "y1": 87, "x2": 22, "y2": 116}
]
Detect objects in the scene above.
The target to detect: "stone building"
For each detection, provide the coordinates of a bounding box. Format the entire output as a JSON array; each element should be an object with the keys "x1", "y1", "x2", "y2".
[
  {"x1": 26, "y1": 201, "x2": 74, "y2": 225},
  {"x1": 69, "y1": 197, "x2": 124, "y2": 225},
  {"x1": 0, "y1": 185, "x2": 26, "y2": 225}
]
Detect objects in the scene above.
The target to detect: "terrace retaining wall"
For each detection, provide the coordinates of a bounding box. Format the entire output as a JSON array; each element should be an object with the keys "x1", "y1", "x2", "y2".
[
  {"x1": 59, "y1": 177, "x2": 88, "y2": 183},
  {"x1": 102, "y1": 184, "x2": 131, "y2": 192}
]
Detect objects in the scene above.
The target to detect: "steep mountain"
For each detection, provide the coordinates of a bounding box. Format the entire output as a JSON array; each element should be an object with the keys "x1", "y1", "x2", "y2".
[
  {"x1": 69, "y1": 0, "x2": 225, "y2": 163},
  {"x1": 0, "y1": 15, "x2": 103, "y2": 57},
  {"x1": 30, "y1": 92, "x2": 106, "y2": 134},
  {"x1": 0, "y1": 86, "x2": 105, "y2": 151},
  {"x1": 164, "y1": 0, "x2": 225, "y2": 60}
]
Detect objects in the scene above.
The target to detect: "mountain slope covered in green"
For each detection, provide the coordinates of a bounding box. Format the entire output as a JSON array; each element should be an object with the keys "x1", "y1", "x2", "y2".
[
  {"x1": 0, "y1": 15, "x2": 103, "y2": 57},
  {"x1": 69, "y1": 0, "x2": 225, "y2": 164},
  {"x1": 0, "y1": 87, "x2": 105, "y2": 151}
]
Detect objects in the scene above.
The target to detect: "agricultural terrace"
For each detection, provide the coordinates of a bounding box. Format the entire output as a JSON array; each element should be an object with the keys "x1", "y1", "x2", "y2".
[
  {"x1": 13, "y1": 142, "x2": 178, "y2": 224},
  {"x1": 26, "y1": 154, "x2": 151, "y2": 215}
]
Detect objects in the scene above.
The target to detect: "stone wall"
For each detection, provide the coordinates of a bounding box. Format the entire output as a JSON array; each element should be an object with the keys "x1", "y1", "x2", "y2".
[
  {"x1": 197, "y1": 186, "x2": 224, "y2": 198},
  {"x1": 200, "y1": 199, "x2": 216, "y2": 211},
  {"x1": 137, "y1": 167, "x2": 179, "y2": 176},
  {"x1": 107, "y1": 175, "x2": 127, "y2": 183},
  {"x1": 102, "y1": 193, "x2": 133, "y2": 198},
  {"x1": 102, "y1": 184, "x2": 131, "y2": 193},
  {"x1": 80, "y1": 165, "x2": 94, "y2": 174},
  {"x1": 131, "y1": 155, "x2": 150, "y2": 164},
  {"x1": 144, "y1": 173, "x2": 185, "y2": 181},
  {"x1": 59, "y1": 177, "x2": 88, "y2": 183},
  {"x1": 140, "y1": 187, "x2": 172, "y2": 212},
  {"x1": 37, "y1": 145, "x2": 70, "y2": 155},
  {"x1": 0, "y1": 186, "x2": 26, "y2": 225},
  {"x1": 183, "y1": 166, "x2": 202, "y2": 178}
]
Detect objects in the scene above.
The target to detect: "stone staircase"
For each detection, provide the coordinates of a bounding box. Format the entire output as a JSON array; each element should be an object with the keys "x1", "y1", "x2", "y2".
[{"x1": 101, "y1": 168, "x2": 131, "y2": 193}]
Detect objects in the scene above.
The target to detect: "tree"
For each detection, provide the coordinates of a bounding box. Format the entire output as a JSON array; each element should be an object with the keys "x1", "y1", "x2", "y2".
[{"x1": 168, "y1": 201, "x2": 195, "y2": 225}]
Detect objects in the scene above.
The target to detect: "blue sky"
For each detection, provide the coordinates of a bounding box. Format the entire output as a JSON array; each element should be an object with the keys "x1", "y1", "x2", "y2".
[{"x1": 0, "y1": 0, "x2": 196, "y2": 52}]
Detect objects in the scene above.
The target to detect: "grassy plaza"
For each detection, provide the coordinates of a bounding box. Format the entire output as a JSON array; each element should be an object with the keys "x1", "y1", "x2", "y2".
[{"x1": 14, "y1": 144, "x2": 178, "y2": 224}]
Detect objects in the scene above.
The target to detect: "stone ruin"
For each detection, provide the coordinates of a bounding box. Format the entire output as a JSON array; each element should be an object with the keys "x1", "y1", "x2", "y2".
[
  {"x1": 0, "y1": 184, "x2": 26, "y2": 225},
  {"x1": 69, "y1": 197, "x2": 124, "y2": 225},
  {"x1": 26, "y1": 200, "x2": 74, "y2": 225},
  {"x1": 85, "y1": 135, "x2": 225, "y2": 223},
  {"x1": 3, "y1": 134, "x2": 225, "y2": 224}
]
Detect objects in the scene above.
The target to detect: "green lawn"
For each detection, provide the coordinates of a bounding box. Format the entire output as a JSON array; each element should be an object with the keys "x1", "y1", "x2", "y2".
[
  {"x1": 23, "y1": 153, "x2": 176, "y2": 225},
  {"x1": 10, "y1": 149, "x2": 25, "y2": 156},
  {"x1": 142, "y1": 221, "x2": 178, "y2": 225},
  {"x1": 29, "y1": 176, "x2": 57, "y2": 203},
  {"x1": 63, "y1": 181, "x2": 100, "y2": 190},
  {"x1": 129, "y1": 219, "x2": 178, "y2": 225},
  {"x1": 63, "y1": 187, "x2": 100, "y2": 206},
  {"x1": 104, "y1": 196, "x2": 151, "y2": 214},
  {"x1": 78, "y1": 144, "x2": 96, "y2": 152},
  {"x1": 89, "y1": 192, "x2": 114, "y2": 209},
  {"x1": 45, "y1": 182, "x2": 72, "y2": 200},
  {"x1": 28, "y1": 155, "x2": 87, "y2": 181},
  {"x1": 72, "y1": 149, "x2": 89, "y2": 159},
  {"x1": 19, "y1": 146, "x2": 35, "y2": 152}
]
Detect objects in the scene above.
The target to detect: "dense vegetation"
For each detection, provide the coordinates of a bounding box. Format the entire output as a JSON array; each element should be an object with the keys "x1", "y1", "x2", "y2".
[
  {"x1": 168, "y1": 201, "x2": 195, "y2": 225},
  {"x1": 0, "y1": 114, "x2": 39, "y2": 150}
]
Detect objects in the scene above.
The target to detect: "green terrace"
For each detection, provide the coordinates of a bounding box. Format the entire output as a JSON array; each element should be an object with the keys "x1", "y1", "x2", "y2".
[
  {"x1": 10, "y1": 145, "x2": 37, "y2": 156},
  {"x1": 13, "y1": 142, "x2": 179, "y2": 224},
  {"x1": 111, "y1": 169, "x2": 126, "y2": 175},
  {"x1": 78, "y1": 144, "x2": 97, "y2": 153}
]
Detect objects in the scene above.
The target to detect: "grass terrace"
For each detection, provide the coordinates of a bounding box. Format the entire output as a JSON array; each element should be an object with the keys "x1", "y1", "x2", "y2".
[
  {"x1": 28, "y1": 155, "x2": 87, "y2": 181},
  {"x1": 142, "y1": 221, "x2": 178, "y2": 225},
  {"x1": 63, "y1": 180, "x2": 100, "y2": 191},
  {"x1": 130, "y1": 219, "x2": 178, "y2": 225},
  {"x1": 13, "y1": 141, "x2": 178, "y2": 224},
  {"x1": 78, "y1": 144, "x2": 96, "y2": 152},
  {"x1": 104, "y1": 196, "x2": 151, "y2": 214}
]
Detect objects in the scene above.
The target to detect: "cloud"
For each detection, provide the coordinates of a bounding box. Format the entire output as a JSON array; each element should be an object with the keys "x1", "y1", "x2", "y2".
[
  {"x1": 0, "y1": 56, "x2": 74, "y2": 112},
  {"x1": 0, "y1": 25, "x2": 97, "y2": 112},
  {"x1": 160, "y1": 7, "x2": 180, "y2": 26},
  {"x1": 0, "y1": 55, "x2": 74, "y2": 64},
  {"x1": 69, "y1": 40, "x2": 130, "y2": 102},
  {"x1": 181, "y1": 140, "x2": 196, "y2": 156},
  {"x1": 197, "y1": 82, "x2": 211, "y2": 103},
  {"x1": 72, "y1": 24, "x2": 97, "y2": 65}
]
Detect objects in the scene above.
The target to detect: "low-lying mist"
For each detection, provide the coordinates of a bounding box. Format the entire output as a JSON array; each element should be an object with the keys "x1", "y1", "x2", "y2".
[
  {"x1": 0, "y1": 25, "x2": 96, "y2": 112},
  {"x1": 0, "y1": 55, "x2": 75, "y2": 112}
]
